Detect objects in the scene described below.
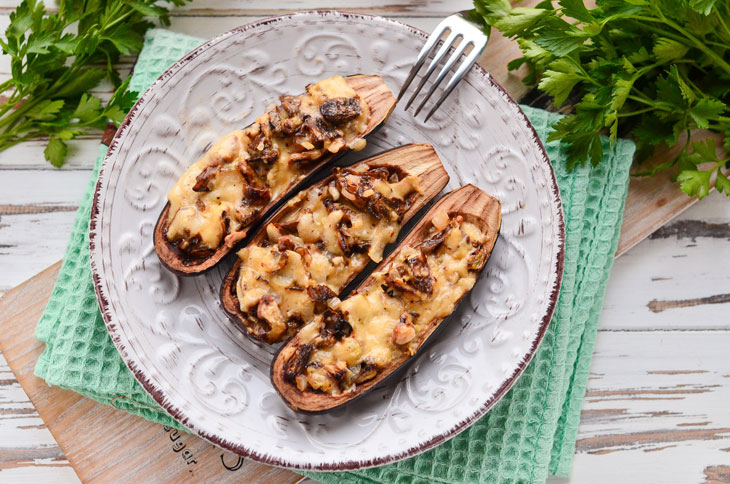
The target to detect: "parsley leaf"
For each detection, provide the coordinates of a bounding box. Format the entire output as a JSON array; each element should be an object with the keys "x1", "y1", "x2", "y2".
[
  {"x1": 473, "y1": 0, "x2": 730, "y2": 199},
  {"x1": 558, "y1": 0, "x2": 594, "y2": 23},
  {"x1": 494, "y1": 8, "x2": 550, "y2": 37},
  {"x1": 72, "y1": 94, "x2": 103, "y2": 122},
  {"x1": 44, "y1": 136, "x2": 67, "y2": 168},
  {"x1": 690, "y1": 0, "x2": 717, "y2": 15},
  {"x1": 537, "y1": 58, "x2": 586, "y2": 106},
  {"x1": 716, "y1": 171, "x2": 730, "y2": 194},
  {"x1": 0, "y1": 0, "x2": 193, "y2": 167},
  {"x1": 689, "y1": 98, "x2": 725, "y2": 129},
  {"x1": 653, "y1": 38, "x2": 690, "y2": 64}
]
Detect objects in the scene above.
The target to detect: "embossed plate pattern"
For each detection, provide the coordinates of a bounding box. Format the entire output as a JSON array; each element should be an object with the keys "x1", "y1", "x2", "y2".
[{"x1": 90, "y1": 11, "x2": 564, "y2": 471}]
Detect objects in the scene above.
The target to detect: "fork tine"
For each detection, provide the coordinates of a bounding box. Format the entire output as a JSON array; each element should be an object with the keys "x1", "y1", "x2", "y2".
[
  {"x1": 424, "y1": 45, "x2": 484, "y2": 122},
  {"x1": 396, "y1": 20, "x2": 451, "y2": 101},
  {"x1": 404, "y1": 30, "x2": 462, "y2": 110},
  {"x1": 413, "y1": 40, "x2": 473, "y2": 117}
]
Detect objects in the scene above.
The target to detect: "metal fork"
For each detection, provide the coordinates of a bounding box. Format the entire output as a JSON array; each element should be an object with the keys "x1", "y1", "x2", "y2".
[{"x1": 398, "y1": 11, "x2": 490, "y2": 122}]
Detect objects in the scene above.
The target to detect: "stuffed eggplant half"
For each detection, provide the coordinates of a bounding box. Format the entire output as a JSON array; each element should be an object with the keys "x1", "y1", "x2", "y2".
[
  {"x1": 271, "y1": 185, "x2": 501, "y2": 412},
  {"x1": 154, "y1": 75, "x2": 396, "y2": 274},
  {"x1": 221, "y1": 144, "x2": 450, "y2": 344}
]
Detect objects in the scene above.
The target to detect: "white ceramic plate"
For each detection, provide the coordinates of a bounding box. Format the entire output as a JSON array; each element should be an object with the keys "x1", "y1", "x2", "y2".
[{"x1": 90, "y1": 11, "x2": 564, "y2": 471}]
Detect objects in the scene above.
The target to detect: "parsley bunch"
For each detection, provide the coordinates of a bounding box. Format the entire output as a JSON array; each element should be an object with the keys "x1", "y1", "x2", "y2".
[
  {"x1": 0, "y1": 0, "x2": 190, "y2": 167},
  {"x1": 473, "y1": 0, "x2": 730, "y2": 199}
]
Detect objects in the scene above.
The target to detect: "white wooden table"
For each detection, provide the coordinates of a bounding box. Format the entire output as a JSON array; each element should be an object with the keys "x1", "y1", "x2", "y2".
[{"x1": 0, "y1": 1, "x2": 729, "y2": 483}]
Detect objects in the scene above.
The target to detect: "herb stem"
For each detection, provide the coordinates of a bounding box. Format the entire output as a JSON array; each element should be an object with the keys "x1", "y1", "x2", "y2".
[
  {"x1": 0, "y1": 132, "x2": 41, "y2": 152},
  {"x1": 102, "y1": 9, "x2": 134, "y2": 31},
  {"x1": 0, "y1": 0, "x2": 191, "y2": 166},
  {"x1": 650, "y1": 12, "x2": 730, "y2": 76},
  {"x1": 617, "y1": 107, "x2": 656, "y2": 117},
  {"x1": 630, "y1": 18, "x2": 689, "y2": 44},
  {"x1": 626, "y1": 93, "x2": 655, "y2": 106},
  {"x1": 0, "y1": 96, "x2": 43, "y2": 131},
  {"x1": 0, "y1": 80, "x2": 13, "y2": 94},
  {"x1": 715, "y1": 10, "x2": 730, "y2": 43}
]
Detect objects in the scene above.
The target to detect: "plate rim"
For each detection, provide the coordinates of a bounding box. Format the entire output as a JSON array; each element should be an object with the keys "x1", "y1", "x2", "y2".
[{"x1": 89, "y1": 9, "x2": 566, "y2": 471}]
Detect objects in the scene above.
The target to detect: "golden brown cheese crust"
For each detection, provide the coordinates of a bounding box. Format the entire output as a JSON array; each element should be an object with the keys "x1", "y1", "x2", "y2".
[
  {"x1": 235, "y1": 164, "x2": 420, "y2": 343},
  {"x1": 281, "y1": 215, "x2": 491, "y2": 396},
  {"x1": 165, "y1": 76, "x2": 370, "y2": 262}
]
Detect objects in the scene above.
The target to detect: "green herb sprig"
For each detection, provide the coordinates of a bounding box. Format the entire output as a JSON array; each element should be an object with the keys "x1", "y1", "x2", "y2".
[
  {"x1": 0, "y1": 0, "x2": 190, "y2": 167},
  {"x1": 473, "y1": 0, "x2": 730, "y2": 199}
]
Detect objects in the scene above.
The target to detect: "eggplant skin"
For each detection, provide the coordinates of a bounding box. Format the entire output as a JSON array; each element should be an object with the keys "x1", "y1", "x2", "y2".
[
  {"x1": 270, "y1": 185, "x2": 502, "y2": 413},
  {"x1": 153, "y1": 74, "x2": 397, "y2": 276}
]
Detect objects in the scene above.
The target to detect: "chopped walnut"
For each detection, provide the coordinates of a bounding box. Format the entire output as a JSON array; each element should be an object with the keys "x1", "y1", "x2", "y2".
[
  {"x1": 279, "y1": 95, "x2": 301, "y2": 116},
  {"x1": 277, "y1": 235, "x2": 297, "y2": 252},
  {"x1": 256, "y1": 295, "x2": 285, "y2": 333},
  {"x1": 467, "y1": 243, "x2": 489, "y2": 270},
  {"x1": 284, "y1": 343, "x2": 312, "y2": 384},
  {"x1": 299, "y1": 116, "x2": 342, "y2": 143},
  {"x1": 242, "y1": 185, "x2": 271, "y2": 205},
  {"x1": 420, "y1": 227, "x2": 448, "y2": 254},
  {"x1": 269, "y1": 107, "x2": 302, "y2": 136},
  {"x1": 392, "y1": 314, "x2": 416, "y2": 345},
  {"x1": 171, "y1": 232, "x2": 215, "y2": 263},
  {"x1": 192, "y1": 162, "x2": 220, "y2": 192},
  {"x1": 307, "y1": 285, "x2": 338, "y2": 313},
  {"x1": 321, "y1": 308, "x2": 353, "y2": 341},
  {"x1": 383, "y1": 250, "x2": 434, "y2": 297},
  {"x1": 354, "y1": 362, "x2": 378, "y2": 384},
  {"x1": 247, "y1": 132, "x2": 279, "y2": 164},
  {"x1": 273, "y1": 220, "x2": 299, "y2": 235},
  {"x1": 334, "y1": 167, "x2": 406, "y2": 221},
  {"x1": 320, "y1": 97, "x2": 362, "y2": 124}
]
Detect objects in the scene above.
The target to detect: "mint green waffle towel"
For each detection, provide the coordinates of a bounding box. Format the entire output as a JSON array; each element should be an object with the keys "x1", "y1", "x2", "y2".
[{"x1": 33, "y1": 29, "x2": 634, "y2": 483}]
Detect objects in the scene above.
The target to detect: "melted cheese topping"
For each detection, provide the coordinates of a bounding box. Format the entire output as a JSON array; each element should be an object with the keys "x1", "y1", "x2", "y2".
[
  {"x1": 287, "y1": 217, "x2": 490, "y2": 395},
  {"x1": 236, "y1": 164, "x2": 420, "y2": 343},
  {"x1": 166, "y1": 76, "x2": 370, "y2": 255}
]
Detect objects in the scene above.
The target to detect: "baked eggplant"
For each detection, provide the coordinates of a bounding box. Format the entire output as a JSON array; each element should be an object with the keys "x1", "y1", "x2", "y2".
[
  {"x1": 271, "y1": 185, "x2": 501, "y2": 412},
  {"x1": 221, "y1": 143, "x2": 450, "y2": 343},
  {"x1": 154, "y1": 74, "x2": 396, "y2": 275}
]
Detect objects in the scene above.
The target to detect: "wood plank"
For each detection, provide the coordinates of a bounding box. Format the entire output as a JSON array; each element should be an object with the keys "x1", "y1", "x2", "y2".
[
  {"x1": 0, "y1": 262, "x2": 304, "y2": 484},
  {"x1": 0, "y1": 466, "x2": 80, "y2": 483},
  {"x1": 0, "y1": 0, "x2": 473, "y2": 16},
  {"x1": 0, "y1": 211, "x2": 79, "y2": 295},
  {"x1": 616, "y1": 131, "x2": 728, "y2": 256},
  {"x1": 0, "y1": 170, "x2": 89, "y2": 206},
  {"x1": 0, "y1": 353, "x2": 74, "y2": 482},
  {"x1": 0, "y1": 138, "x2": 101, "y2": 171},
  {"x1": 169, "y1": 0, "x2": 473, "y2": 15},
  {"x1": 600, "y1": 191, "x2": 730, "y2": 331},
  {"x1": 167, "y1": 14, "x2": 446, "y2": 39},
  {"x1": 550, "y1": 330, "x2": 730, "y2": 484}
]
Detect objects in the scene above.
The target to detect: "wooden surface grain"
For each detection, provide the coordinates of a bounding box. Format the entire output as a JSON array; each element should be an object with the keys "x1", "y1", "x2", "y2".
[
  {"x1": 0, "y1": 1, "x2": 729, "y2": 483},
  {"x1": 0, "y1": 264, "x2": 303, "y2": 483}
]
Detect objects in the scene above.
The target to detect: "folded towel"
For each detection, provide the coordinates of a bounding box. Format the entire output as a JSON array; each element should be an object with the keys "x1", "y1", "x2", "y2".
[{"x1": 34, "y1": 28, "x2": 634, "y2": 483}]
